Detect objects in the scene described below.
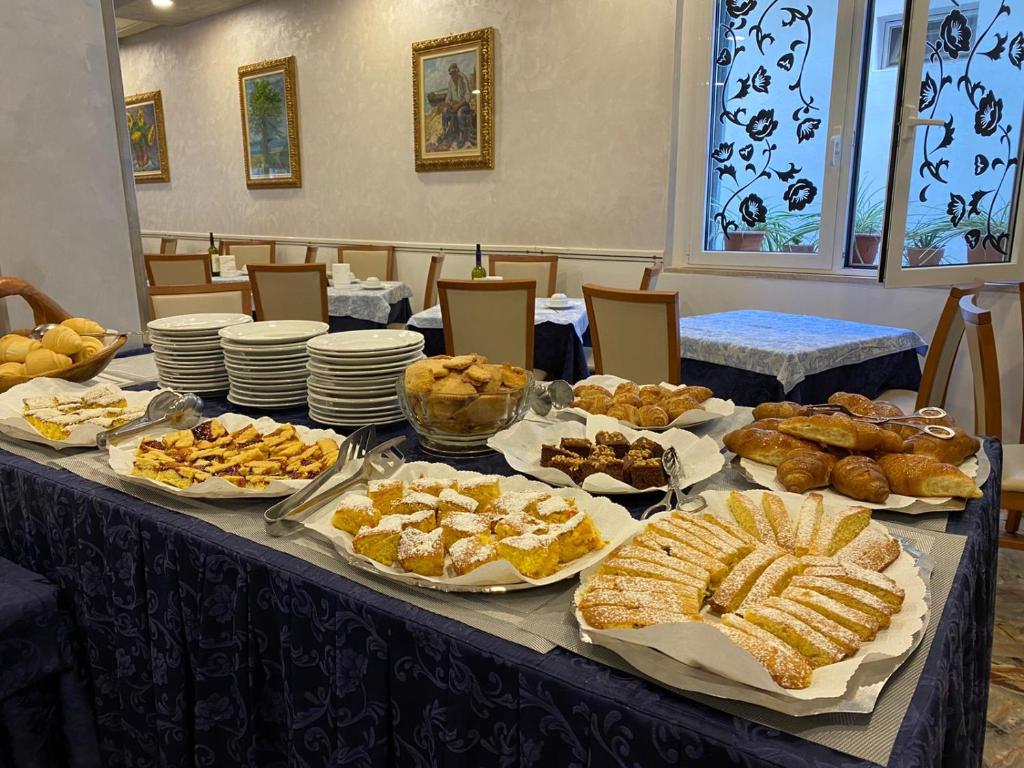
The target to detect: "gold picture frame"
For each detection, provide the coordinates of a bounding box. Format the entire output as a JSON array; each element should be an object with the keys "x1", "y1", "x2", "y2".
[
  {"x1": 125, "y1": 90, "x2": 170, "y2": 183},
  {"x1": 412, "y1": 27, "x2": 495, "y2": 172},
  {"x1": 237, "y1": 56, "x2": 302, "y2": 188}
]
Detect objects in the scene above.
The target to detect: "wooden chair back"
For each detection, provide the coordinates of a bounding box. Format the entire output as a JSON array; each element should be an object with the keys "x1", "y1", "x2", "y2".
[
  {"x1": 423, "y1": 253, "x2": 446, "y2": 309},
  {"x1": 145, "y1": 253, "x2": 212, "y2": 286},
  {"x1": 336, "y1": 245, "x2": 395, "y2": 281},
  {"x1": 247, "y1": 263, "x2": 329, "y2": 322},
  {"x1": 304, "y1": 245, "x2": 320, "y2": 263},
  {"x1": 220, "y1": 240, "x2": 276, "y2": 269},
  {"x1": 959, "y1": 294, "x2": 1003, "y2": 439},
  {"x1": 149, "y1": 283, "x2": 252, "y2": 320},
  {"x1": 916, "y1": 284, "x2": 981, "y2": 409},
  {"x1": 640, "y1": 263, "x2": 663, "y2": 290},
  {"x1": 438, "y1": 279, "x2": 535, "y2": 369},
  {"x1": 488, "y1": 255, "x2": 558, "y2": 296},
  {"x1": 583, "y1": 283, "x2": 681, "y2": 385},
  {"x1": 159, "y1": 237, "x2": 177, "y2": 254}
]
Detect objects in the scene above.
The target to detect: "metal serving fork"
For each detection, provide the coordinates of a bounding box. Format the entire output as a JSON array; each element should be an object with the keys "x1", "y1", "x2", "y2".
[
  {"x1": 640, "y1": 447, "x2": 708, "y2": 519},
  {"x1": 805, "y1": 403, "x2": 956, "y2": 439}
]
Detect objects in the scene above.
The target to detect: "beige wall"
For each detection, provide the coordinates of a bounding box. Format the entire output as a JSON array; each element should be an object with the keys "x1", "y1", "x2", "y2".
[
  {"x1": 119, "y1": 0, "x2": 676, "y2": 251},
  {"x1": 0, "y1": 0, "x2": 141, "y2": 333}
]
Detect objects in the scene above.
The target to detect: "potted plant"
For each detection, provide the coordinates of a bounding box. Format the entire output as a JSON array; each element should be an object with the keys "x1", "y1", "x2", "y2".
[
  {"x1": 779, "y1": 213, "x2": 820, "y2": 253},
  {"x1": 904, "y1": 213, "x2": 955, "y2": 267},
  {"x1": 852, "y1": 184, "x2": 885, "y2": 266},
  {"x1": 961, "y1": 203, "x2": 1010, "y2": 264},
  {"x1": 724, "y1": 227, "x2": 766, "y2": 252}
]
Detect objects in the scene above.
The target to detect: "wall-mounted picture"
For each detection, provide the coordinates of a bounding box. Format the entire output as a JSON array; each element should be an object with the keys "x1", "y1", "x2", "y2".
[
  {"x1": 238, "y1": 56, "x2": 301, "y2": 188},
  {"x1": 125, "y1": 91, "x2": 169, "y2": 183},
  {"x1": 412, "y1": 27, "x2": 494, "y2": 172}
]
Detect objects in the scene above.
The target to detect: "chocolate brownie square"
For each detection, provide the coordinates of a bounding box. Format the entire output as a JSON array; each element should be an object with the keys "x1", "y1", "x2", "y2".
[
  {"x1": 595, "y1": 431, "x2": 630, "y2": 458},
  {"x1": 630, "y1": 437, "x2": 664, "y2": 458},
  {"x1": 549, "y1": 454, "x2": 584, "y2": 483},
  {"x1": 627, "y1": 456, "x2": 666, "y2": 490},
  {"x1": 540, "y1": 444, "x2": 573, "y2": 467},
  {"x1": 559, "y1": 437, "x2": 594, "y2": 458}
]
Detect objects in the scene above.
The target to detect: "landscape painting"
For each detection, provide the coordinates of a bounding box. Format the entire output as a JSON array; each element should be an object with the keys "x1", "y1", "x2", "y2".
[
  {"x1": 238, "y1": 56, "x2": 301, "y2": 188},
  {"x1": 412, "y1": 27, "x2": 494, "y2": 172},
  {"x1": 125, "y1": 91, "x2": 169, "y2": 183}
]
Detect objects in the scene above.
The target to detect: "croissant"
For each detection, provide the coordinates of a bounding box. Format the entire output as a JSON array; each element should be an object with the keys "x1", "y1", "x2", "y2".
[
  {"x1": 776, "y1": 449, "x2": 837, "y2": 493},
  {"x1": 2, "y1": 337, "x2": 40, "y2": 364},
  {"x1": 571, "y1": 395, "x2": 612, "y2": 415},
  {"x1": 61, "y1": 317, "x2": 105, "y2": 335},
  {"x1": 827, "y1": 392, "x2": 905, "y2": 418},
  {"x1": 752, "y1": 401, "x2": 808, "y2": 420},
  {"x1": 573, "y1": 384, "x2": 611, "y2": 399},
  {"x1": 674, "y1": 385, "x2": 713, "y2": 403},
  {"x1": 830, "y1": 456, "x2": 890, "y2": 503},
  {"x1": 904, "y1": 429, "x2": 980, "y2": 466},
  {"x1": 41, "y1": 325, "x2": 83, "y2": 355},
  {"x1": 73, "y1": 336, "x2": 105, "y2": 364},
  {"x1": 606, "y1": 403, "x2": 640, "y2": 423},
  {"x1": 723, "y1": 427, "x2": 818, "y2": 466},
  {"x1": 876, "y1": 453, "x2": 982, "y2": 499},
  {"x1": 778, "y1": 413, "x2": 907, "y2": 453},
  {"x1": 24, "y1": 348, "x2": 72, "y2": 375},
  {"x1": 663, "y1": 395, "x2": 701, "y2": 420},
  {"x1": 638, "y1": 405, "x2": 669, "y2": 428}
]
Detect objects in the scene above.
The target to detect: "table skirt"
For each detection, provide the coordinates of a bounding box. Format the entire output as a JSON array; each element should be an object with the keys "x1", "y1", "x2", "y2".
[{"x1": 329, "y1": 298, "x2": 411, "y2": 332}]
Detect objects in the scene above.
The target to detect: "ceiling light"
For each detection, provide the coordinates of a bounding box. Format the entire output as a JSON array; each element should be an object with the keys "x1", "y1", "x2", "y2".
[{"x1": 152, "y1": 0, "x2": 174, "y2": 8}]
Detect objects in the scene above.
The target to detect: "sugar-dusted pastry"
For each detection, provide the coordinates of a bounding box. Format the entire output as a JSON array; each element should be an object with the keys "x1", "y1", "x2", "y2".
[
  {"x1": 440, "y1": 511, "x2": 490, "y2": 549},
  {"x1": 751, "y1": 401, "x2": 808, "y2": 420},
  {"x1": 761, "y1": 493, "x2": 795, "y2": 550},
  {"x1": 835, "y1": 526, "x2": 902, "y2": 572},
  {"x1": 738, "y1": 604, "x2": 846, "y2": 667},
  {"x1": 331, "y1": 493, "x2": 379, "y2": 534},
  {"x1": 670, "y1": 516, "x2": 754, "y2": 562},
  {"x1": 723, "y1": 426, "x2": 818, "y2": 466},
  {"x1": 534, "y1": 495, "x2": 577, "y2": 523},
  {"x1": 61, "y1": 317, "x2": 105, "y2": 335},
  {"x1": 830, "y1": 456, "x2": 890, "y2": 503},
  {"x1": 809, "y1": 506, "x2": 871, "y2": 556},
  {"x1": 781, "y1": 586, "x2": 881, "y2": 640},
  {"x1": 599, "y1": 556, "x2": 708, "y2": 587},
  {"x1": 457, "y1": 475, "x2": 502, "y2": 507},
  {"x1": 762, "y1": 596, "x2": 861, "y2": 656},
  {"x1": 776, "y1": 449, "x2": 836, "y2": 493},
  {"x1": 41, "y1": 325, "x2": 83, "y2": 355},
  {"x1": 739, "y1": 554, "x2": 801, "y2": 610},
  {"x1": 584, "y1": 574, "x2": 699, "y2": 610},
  {"x1": 581, "y1": 604, "x2": 695, "y2": 630},
  {"x1": 611, "y1": 544, "x2": 711, "y2": 587},
  {"x1": 352, "y1": 515, "x2": 406, "y2": 566},
  {"x1": 709, "y1": 546, "x2": 784, "y2": 614},
  {"x1": 437, "y1": 488, "x2": 479, "y2": 518},
  {"x1": 549, "y1": 512, "x2": 604, "y2": 562},
  {"x1": 408, "y1": 476, "x2": 457, "y2": 496},
  {"x1": 875, "y1": 453, "x2": 982, "y2": 499},
  {"x1": 726, "y1": 491, "x2": 777, "y2": 545},
  {"x1": 631, "y1": 532, "x2": 730, "y2": 585},
  {"x1": 390, "y1": 491, "x2": 440, "y2": 516},
  {"x1": 490, "y1": 491, "x2": 551, "y2": 518},
  {"x1": 778, "y1": 412, "x2": 907, "y2": 453},
  {"x1": 803, "y1": 562, "x2": 905, "y2": 609},
  {"x1": 397, "y1": 527, "x2": 445, "y2": 576},
  {"x1": 698, "y1": 513, "x2": 759, "y2": 546},
  {"x1": 367, "y1": 478, "x2": 405, "y2": 515},
  {"x1": 685, "y1": 515, "x2": 754, "y2": 553},
  {"x1": 788, "y1": 575, "x2": 895, "y2": 626},
  {"x1": 497, "y1": 532, "x2": 560, "y2": 578},
  {"x1": 448, "y1": 534, "x2": 499, "y2": 575},
  {"x1": 493, "y1": 510, "x2": 546, "y2": 540},
  {"x1": 713, "y1": 618, "x2": 813, "y2": 689}
]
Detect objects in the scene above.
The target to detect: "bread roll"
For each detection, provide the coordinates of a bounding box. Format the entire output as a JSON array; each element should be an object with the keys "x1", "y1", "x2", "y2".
[
  {"x1": 61, "y1": 317, "x2": 105, "y2": 335},
  {"x1": 2, "y1": 337, "x2": 41, "y2": 363},
  {"x1": 73, "y1": 336, "x2": 105, "y2": 364},
  {"x1": 24, "y1": 348, "x2": 72, "y2": 375},
  {"x1": 41, "y1": 325, "x2": 84, "y2": 355}
]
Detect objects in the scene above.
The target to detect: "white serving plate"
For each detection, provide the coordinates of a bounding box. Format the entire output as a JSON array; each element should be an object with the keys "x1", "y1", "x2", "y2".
[
  {"x1": 158, "y1": 380, "x2": 228, "y2": 395},
  {"x1": 0, "y1": 379, "x2": 163, "y2": 449},
  {"x1": 219, "y1": 320, "x2": 328, "y2": 344},
  {"x1": 221, "y1": 358, "x2": 310, "y2": 372},
  {"x1": 304, "y1": 461, "x2": 643, "y2": 590},
  {"x1": 150, "y1": 339, "x2": 224, "y2": 352},
  {"x1": 108, "y1": 413, "x2": 340, "y2": 497},
  {"x1": 220, "y1": 340, "x2": 313, "y2": 356},
  {"x1": 488, "y1": 414, "x2": 724, "y2": 495},
  {"x1": 308, "y1": 344, "x2": 425, "y2": 362},
  {"x1": 575, "y1": 488, "x2": 929, "y2": 706},
  {"x1": 227, "y1": 393, "x2": 309, "y2": 408},
  {"x1": 306, "y1": 359, "x2": 418, "y2": 377},
  {"x1": 154, "y1": 354, "x2": 226, "y2": 367},
  {"x1": 307, "y1": 350, "x2": 423, "y2": 368},
  {"x1": 157, "y1": 372, "x2": 230, "y2": 385},
  {"x1": 306, "y1": 392, "x2": 398, "y2": 407},
  {"x1": 307, "y1": 329, "x2": 425, "y2": 354},
  {"x1": 227, "y1": 379, "x2": 308, "y2": 393},
  {"x1": 148, "y1": 313, "x2": 253, "y2": 334},
  {"x1": 306, "y1": 399, "x2": 401, "y2": 416},
  {"x1": 307, "y1": 378, "x2": 397, "y2": 395},
  {"x1": 558, "y1": 374, "x2": 736, "y2": 431},
  {"x1": 308, "y1": 409, "x2": 404, "y2": 427}
]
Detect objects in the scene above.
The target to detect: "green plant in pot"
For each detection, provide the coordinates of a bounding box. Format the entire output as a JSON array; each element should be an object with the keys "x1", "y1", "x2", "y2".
[
  {"x1": 904, "y1": 212, "x2": 956, "y2": 267},
  {"x1": 959, "y1": 202, "x2": 1011, "y2": 264},
  {"x1": 852, "y1": 183, "x2": 885, "y2": 266},
  {"x1": 778, "y1": 212, "x2": 821, "y2": 253}
]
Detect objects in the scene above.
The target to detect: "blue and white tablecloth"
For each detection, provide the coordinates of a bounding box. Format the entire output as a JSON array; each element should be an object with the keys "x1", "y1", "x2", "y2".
[
  {"x1": 408, "y1": 298, "x2": 590, "y2": 340},
  {"x1": 679, "y1": 310, "x2": 928, "y2": 392}
]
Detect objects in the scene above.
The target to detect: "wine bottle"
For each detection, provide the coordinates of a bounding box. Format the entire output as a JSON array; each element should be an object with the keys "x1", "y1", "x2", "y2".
[
  {"x1": 471, "y1": 243, "x2": 487, "y2": 279},
  {"x1": 208, "y1": 232, "x2": 220, "y2": 276}
]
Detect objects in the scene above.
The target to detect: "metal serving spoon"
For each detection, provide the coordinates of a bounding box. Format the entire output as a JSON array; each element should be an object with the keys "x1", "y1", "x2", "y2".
[
  {"x1": 530, "y1": 379, "x2": 573, "y2": 417},
  {"x1": 95, "y1": 391, "x2": 204, "y2": 449}
]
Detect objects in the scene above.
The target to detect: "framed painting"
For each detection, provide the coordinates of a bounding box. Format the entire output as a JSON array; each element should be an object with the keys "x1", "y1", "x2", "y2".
[
  {"x1": 412, "y1": 27, "x2": 494, "y2": 172},
  {"x1": 125, "y1": 91, "x2": 170, "y2": 183},
  {"x1": 237, "y1": 56, "x2": 301, "y2": 188}
]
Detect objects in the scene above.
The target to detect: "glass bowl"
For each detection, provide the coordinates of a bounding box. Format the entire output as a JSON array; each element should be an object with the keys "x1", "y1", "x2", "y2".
[{"x1": 396, "y1": 370, "x2": 535, "y2": 456}]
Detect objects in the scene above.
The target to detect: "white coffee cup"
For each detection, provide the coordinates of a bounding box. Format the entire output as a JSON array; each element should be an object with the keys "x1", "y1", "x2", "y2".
[
  {"x1": 364, "y1": 276, "x2": 381, "y2": 286},
  {"x1": 549, "y1": 292, "x2": 570, "y2": 307}
]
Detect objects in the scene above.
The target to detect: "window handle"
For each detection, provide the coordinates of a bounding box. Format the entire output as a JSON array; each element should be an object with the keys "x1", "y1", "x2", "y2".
[
  {"x1": 829, "y1": 131, "x2": 842, "y2": 168},
  {"x1": 902, "y1": 105, "x2": 945, "y2": 129}
]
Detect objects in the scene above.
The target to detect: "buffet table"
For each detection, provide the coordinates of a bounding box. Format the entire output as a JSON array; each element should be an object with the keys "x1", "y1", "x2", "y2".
[{"x1": 0, "y1": 388, "x2": 999, "y2": 768}]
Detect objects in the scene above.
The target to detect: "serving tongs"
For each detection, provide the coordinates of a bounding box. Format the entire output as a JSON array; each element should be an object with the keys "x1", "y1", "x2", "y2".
[
  {"x1": 804, "y1": 403, "x2": 957, "y2": 439},
  {"x1": 641, "y1": 447, "x2": 708, "y2": 519},
  {"x1": 264, "y1": 426, "x2": 407, "y2": 537},
  {"x1": 95, "y1": 391, "x2": 204, "y2": 449}
]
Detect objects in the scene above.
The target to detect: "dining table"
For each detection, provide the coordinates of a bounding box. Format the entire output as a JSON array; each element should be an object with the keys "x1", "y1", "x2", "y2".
[
  {"x1": 677, "y1": 310, "x2": 927, "y2": 406},
  {"x1": 0, "y1": 355, "x2": 1000, "y2": 768},
  {"x1": 213, "y1": 274, "x2": 413, "y2": 331},
  {"x1": 406, "y1": 298, "x2": 590, "y2": 382}
]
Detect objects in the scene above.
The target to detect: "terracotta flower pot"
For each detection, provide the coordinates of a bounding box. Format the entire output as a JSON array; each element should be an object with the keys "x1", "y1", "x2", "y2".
[
  {"x1": 724, "y1": 231, "x2": 765, "y2": 252},
  {"x1": 852, "y1": 233, "x2": 881, "y2": 266},
  {"x1": 968, "y1": 244, "x2": 1004, "y2": 264},
  {"x1": 781, "y1": 244, "x2": 815, "y2": 253},
  {"x1": 906, "y1": 247, "x2": 944, "y2": 267}
]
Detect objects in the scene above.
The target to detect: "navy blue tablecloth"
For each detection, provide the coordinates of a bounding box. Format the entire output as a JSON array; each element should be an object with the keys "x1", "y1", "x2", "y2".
[
  {"x1": 329, "y1": 298, "x2": 412, "y2": 332},
  {"x1": 0, "y1": 394, "x2": 999, "y2": 767},
  {"x1": 681, "y1": 348, "x2": 923, "y2": 406},
  {"x1": 416, "y1": 323, "x2": 589, "y2": 383}
]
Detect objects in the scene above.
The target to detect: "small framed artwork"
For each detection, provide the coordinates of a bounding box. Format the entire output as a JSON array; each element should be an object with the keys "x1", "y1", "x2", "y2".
[
  {"x1": 125, "y1": 91, "x2": 170, "y2": 183},
  {"x1": 237, "y1": 56, "x2": 302, "y2": 188},
  {"x1": 412, "y1": 27, "x2": 495, "y2": 172}
]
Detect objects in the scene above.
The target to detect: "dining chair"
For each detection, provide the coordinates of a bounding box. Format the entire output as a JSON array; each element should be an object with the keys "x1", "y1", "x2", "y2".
[
  {"x1": 423, "y1": 253, "x2": 446, "y2": 309},
  {"x1": 640, "y1": 263, "x2": 663, "y2": 290},
  {"x1": 875, "y1": 284, "x2": 981, "y2": 414},
  {"x1": 303, "y1": 245, "x2": 320, "y2": 264},
  {"x1": 159, "y1": 237, "x2": 177, "y2": 254},
  {"x1": 144, "y1": 253, "x2": 212, "y2": 286},
  {"x1": 248, "y1": 263, "x2": 329, "y2": 322},
  {"x1": 220, "y1": 239, "x2": 276, "y2": 269},
  {"x1": 583, "y1": 283, "x2": 681, "y2": 385},
  {"x1": 148, "y1": 283, "x2": 252, "y2": 319},
  {"x1": 958, "y1": 291, "x2": 1024, "y2": 549},
  {"x1": 488, "y1": 255, "x2": 558, "y2": 296},
  {"x1": 336, "y1": 244, "x2": 395, "y2": 281},
  {"x1": 438, "y1": 279, "x2": 536, "y2": 370}
]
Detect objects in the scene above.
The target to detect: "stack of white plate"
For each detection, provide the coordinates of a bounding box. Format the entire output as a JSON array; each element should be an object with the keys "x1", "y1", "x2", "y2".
[
  {"x1": 306, "y1": 329, "x2": 425, "y2": 426},
  {"x1": 219, "y1": 320, "x2": 329, "y2": 409},
  {"x1": 148, "y1": 313, "x2": 253, "y2": 394}
]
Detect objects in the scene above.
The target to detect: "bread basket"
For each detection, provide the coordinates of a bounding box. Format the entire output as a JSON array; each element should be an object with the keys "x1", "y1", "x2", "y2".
[{"x1": 0, "y1": 277, "x2": 127, "y2": 393}]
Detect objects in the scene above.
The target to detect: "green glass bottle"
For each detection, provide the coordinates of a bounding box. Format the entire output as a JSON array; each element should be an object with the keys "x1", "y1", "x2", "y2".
[
  {"x1": 471, "y1": 243, "x2": 487, "y2": 279},
  {"x1": 208, "y1": 232, "x2": 220, "y2": 276}
]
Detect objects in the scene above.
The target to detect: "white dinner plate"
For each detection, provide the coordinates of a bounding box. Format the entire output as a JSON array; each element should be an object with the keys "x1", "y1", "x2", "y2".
[
  {"x1": 307, "y1": 392, "x2": 398, "y2": 407},
  {"x1": 158, "y1": 380, "x2": 228, "y2": 394},
  {"x1": 307, "y1": 383, "x2": 397, "y2": 398},
  {"x1": 307, "y1": 329, "x2": 425, "y2": 354},
  {"x1": 307, "y1": 343, "x2": 424, "y2": 361},
  {"x1": 359, "y1": 282, "x2": 389, "y2": 290},
  {"x1": 150, "y1": 339, "x2": 224, "y2": 352},
  {"x1": 221, "y1": 351, "x2": 310, "y2": 366},
  {"x1": 148, "y1": 313, "x2": 253, "y2": 334},
  {"x1": 306, "y1": 359, "x2": 419, "y2": 377},
  {"x1": 219, "y1": 320, "x2": 328, "y2": 345},
  {"x1": 220, "y1": 340, "x2": 313, "y2": 356},
  {"x1": 154, "y1": 353, "x2": 226, "y2": 366},
  {"x1": 224, "y1": 365, "x2": 308, "y2": 380},
  {"x1": 308, "y1": 409, "x2": 404, "y2": 427},
  {"x1": 227, "y1": 393, "x2": 309, "y2": 408},
  {"x1": 308, "y1": 349, "x2": 423, "y2": 367}
]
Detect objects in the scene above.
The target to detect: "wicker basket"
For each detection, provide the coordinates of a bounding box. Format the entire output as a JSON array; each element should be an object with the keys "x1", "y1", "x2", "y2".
[{"x1": 0, "y1": 277, "x2": 127, "y2": 393}]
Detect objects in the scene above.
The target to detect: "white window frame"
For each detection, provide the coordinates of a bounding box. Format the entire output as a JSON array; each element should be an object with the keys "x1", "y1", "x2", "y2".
[
  {"x1": 671, "y1": 0, "x2": 868, "y2": 273},
  {"x1": 881, "y1": 0, "x2": 1024, "y2": 287}
]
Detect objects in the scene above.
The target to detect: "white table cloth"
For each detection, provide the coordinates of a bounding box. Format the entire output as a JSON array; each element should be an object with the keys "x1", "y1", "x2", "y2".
[{"x1": 407, "y1": 298, "x2": 589, "y2": 339}]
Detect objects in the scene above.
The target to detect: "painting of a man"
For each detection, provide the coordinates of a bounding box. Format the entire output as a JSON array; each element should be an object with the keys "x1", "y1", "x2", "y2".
[{"x1": 442, "y1": 62, "x2": 475, "y2": 149}]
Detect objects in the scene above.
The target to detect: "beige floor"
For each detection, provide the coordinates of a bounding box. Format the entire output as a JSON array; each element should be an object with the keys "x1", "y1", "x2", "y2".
[{"x1": 985, "y1": 545, "x2": 1024, "y2": 767}]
